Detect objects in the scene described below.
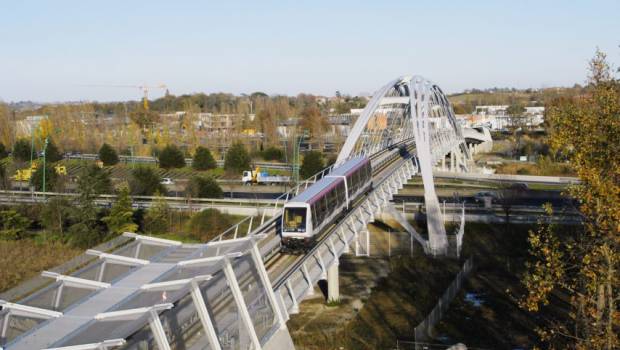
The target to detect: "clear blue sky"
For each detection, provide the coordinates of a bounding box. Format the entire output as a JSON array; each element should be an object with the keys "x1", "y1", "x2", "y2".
[{"x1": 1, "y1": 1, "x2": 618, "y2": 102}]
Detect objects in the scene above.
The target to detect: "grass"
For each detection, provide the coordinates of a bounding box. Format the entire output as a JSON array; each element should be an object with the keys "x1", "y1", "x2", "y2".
[
  {"x1": 0, "y1": 239, "x2": 81, "y2": 293},
  {"x1": 495, "y1": 161, "x2": 575, "y2": 176}
]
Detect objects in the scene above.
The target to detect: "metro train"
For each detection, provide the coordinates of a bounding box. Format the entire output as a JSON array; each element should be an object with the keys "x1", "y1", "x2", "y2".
[{"x1": 280, "y1": 156, "x2": 372, "y2": 253}]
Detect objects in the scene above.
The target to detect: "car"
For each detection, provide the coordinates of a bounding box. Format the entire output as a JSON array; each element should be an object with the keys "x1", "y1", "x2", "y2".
[{"x1": 160, "y1": 177, "x2": 174, "y2": 185}]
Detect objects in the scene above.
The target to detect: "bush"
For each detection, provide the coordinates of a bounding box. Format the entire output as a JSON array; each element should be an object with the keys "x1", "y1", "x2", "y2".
[
  {"x1": 129, "y1": 166, "x2": 165, "y2": 196},
  {"x1": 0, "y1": 210, "x2": 32, "y2": 240},
  {"x1": 44, "y1": 140, "x2": 63, "y2": 163},
  {"x1": 192, "y1": 146, "x2": 217, "y2": 171},
  {"x1": 0, "y1": 143, "x2": 8, "y2": 159},
  {"x1": 300, "y1": 151, "x2": 324, "y2": 179},
  {"x1": 187, "y1": 176, "x2": 223, "y2": 198},
  {"x1": 185, "y1": 209, "x2": 234, "y2": 242},
  {"x1": 99, "y1": 143, "x2": 119, "y2": 166},
  {"x1": 224, "y1": 142, "x2": 251, "y2": 173},
  {"x1": 13, "y1": 139, "x2": 32, "y2": 162},
  {"x1": 158, "y1": 144, "x2": 186, "y2": 169},
  {"x1": 262, "y1": 147, "x2": 284, "y2": 161}
]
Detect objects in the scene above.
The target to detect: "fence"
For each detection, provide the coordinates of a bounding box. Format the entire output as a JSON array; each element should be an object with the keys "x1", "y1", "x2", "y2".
[{"x1": 413, "y1": 257, "x2": 474, "y2": 349}]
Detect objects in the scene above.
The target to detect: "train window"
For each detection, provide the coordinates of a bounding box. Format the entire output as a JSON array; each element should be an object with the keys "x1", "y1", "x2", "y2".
[
  {"x1": 311, "y1": 203, "x2": 318, "y2": 227},
  {"x1": 283, "y1": 207, "x2": 306, "y2": 232}
]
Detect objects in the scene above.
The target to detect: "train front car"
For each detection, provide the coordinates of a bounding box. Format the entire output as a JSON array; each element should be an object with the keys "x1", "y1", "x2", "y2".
[{"x1": 280, "y1": 156, "x2": 373, "y2": 254}]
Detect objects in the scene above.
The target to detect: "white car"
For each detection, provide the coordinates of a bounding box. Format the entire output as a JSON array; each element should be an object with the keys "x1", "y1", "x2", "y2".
[{"x1": 160, "y1": 177, "x2": 174, "y2": 185}]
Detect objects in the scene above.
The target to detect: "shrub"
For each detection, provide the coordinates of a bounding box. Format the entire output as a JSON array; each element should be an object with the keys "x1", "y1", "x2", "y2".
[
  {"x1": 0, "y1": 210, "x2": 32, "y2": 240},
  {"x1": 129, "y1": 166, "x2": 165, "y2": 196},
  {"x1": 262, "y1": 147, "x2": 284, "y2": 161},
  {"x1": 224, "y1": 142, "x2": 251, "y2": 173},
  {"x1": 187, "y1": 176, "x2": 223, "y2": 198},
  {"x1": 185, "y1": 209, "x2": 234, "y2": 242},
  {"x1": 300, "y1": 151, "x2": 324, "y2": 179},
  {"x1": 99, "y1": 143, "x2": 119, "y2": 166},
  {"x1": 158, "y1": 144, "x2": 186, "y2": 169},
  {"x1": 192, "y1": 146, "x2": 217, "y2": 171},
  {"x1": 13, "y1": 139, "x2": 32, "y2": 162}
]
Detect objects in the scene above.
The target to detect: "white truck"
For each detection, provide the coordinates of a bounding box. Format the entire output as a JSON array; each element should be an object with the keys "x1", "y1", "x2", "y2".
[{"x1": 242, "y1": 168, "x2": 291, "y2": 185}]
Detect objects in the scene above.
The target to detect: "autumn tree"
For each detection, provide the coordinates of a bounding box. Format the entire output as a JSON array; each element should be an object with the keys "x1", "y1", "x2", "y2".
[
  {"x1": 0, "y1": 103, "x2": 14, "y2": 148},
  {"x1": 299, "y1": 105, "x2": 328, "y2": 149},
  {"x1": 522, "y1": 49, "x2": 619, "y2": 350}
]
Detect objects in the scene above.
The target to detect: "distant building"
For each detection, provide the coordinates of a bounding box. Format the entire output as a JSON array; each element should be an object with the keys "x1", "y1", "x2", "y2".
[{"x1": 457, "y1": 105, "x2": 545, "y2": 130}]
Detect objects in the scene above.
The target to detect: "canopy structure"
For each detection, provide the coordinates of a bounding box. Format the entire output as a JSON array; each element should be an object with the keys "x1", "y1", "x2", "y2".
[{"x1": 1, "y1": 233, "x2": 284, "y2": 350}]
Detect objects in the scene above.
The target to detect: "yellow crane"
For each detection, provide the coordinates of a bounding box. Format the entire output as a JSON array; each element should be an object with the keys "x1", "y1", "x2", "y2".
[{"x1": 81, "y1": 84, "x2": 168, "y2": 109}]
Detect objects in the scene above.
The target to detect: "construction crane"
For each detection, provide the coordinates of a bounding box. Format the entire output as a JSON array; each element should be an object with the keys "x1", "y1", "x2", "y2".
[{"x1": 81, "y1": 84, "x2": 168, "y2": 110}]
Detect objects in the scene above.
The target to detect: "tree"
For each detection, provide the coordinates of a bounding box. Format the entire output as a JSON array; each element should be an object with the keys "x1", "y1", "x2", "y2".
[
  {"x1": 0, "y1": 210, "x2": 31, "y2": 240},
  {"x1": 41, "y1": 198, "x2": 72, "y2": 237},
  {"x1": 522, "y1": 49, "x2": 619, "y2": 349},
  {"x1": 256, "y1": 109, "x2": 278, "y2": 145},
  {"x1": 185, "y1": 209, "x2": 234, "y2": 242},
  {"x1": 144, "y1": 192, "x2": 170, "y2": 235},
  {"x1": 299, "y1": 105, "x2": 329, "y2": 148},
  {"x1": 262, "y1": 146, "x2": 284, "y2": 161},
  {"x1": 0, "y1": 143, "x2": 8, "y2": 159},
  {"x1": 187, "y1": 176, "x2": 223, "y2": 198},
  {"x1": 506, "y1": 103, "x2": 526, "y2": 116},
  {"x1": 224, "y1": 142, "x2": 251, "y2": 173},
  {"x1": 192, "y1": 146, "x2": 217, "y2": 171},
  {"x1": 300, "y1": 151, "x2": 324, "y2": 179},
  {"x1": 129, "y1": 166, "x2": 165, "y2": 196},
  {"x1": 13, "y1": 139, "x2": 32, "y2": 162},
  {"x1": 77, "y1": 163, "x2": 112, "y2": 195},
  {"x1": 99, "y1": 143, "x2": 119, "y2": 166},
  {"x1": 103, "y1": 187, "x2": 138, "y2": 236},
  {"x1": 158, "y1": 144, "x2": 186, "y2": 169},
  {"x1": 30, "y1": 164, "x2": 60, "y2": 192},
  {"x1": 45, "y1": 140, "x2": 63, "y2": 163}
]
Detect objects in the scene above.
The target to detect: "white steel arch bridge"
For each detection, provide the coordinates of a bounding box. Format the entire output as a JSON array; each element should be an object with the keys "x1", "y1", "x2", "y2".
[{"x1": 0, "y1": 76, "x2": 471, "y2": 350}]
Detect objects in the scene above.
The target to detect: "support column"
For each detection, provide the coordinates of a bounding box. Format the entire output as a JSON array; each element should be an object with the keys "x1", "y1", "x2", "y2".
[{"x1": 327, "y1": 263, "x2": 339, "y2": 303}]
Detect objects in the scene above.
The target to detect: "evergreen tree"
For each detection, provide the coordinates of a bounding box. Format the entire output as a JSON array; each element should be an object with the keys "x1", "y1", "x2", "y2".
[
  {"x1": 224, "y1": 142, "x2": 250, "y2": 173},
  {"x1": 300, "y1": 151, "x2": 324, "y2": 179},
  {"x1": 103, "y1": 187, "x2": 138, "y2": 236},
  {"x1": 99, "y1": 143, "x2": 119, "y2": 166},
  {"x1": 0, "y1": 210, "x2": 31, "y2": 240},
  {"x1": 192, "y1": 146, "x2": 217, "y2": 170},
  {"x1": 158, "y1": 144, "x2": 186, "y2": 169},
  {"x1": 13, "y1": 139, "x2": 32, "y2": 162},
  {"x1": 0, "y1": 142, "x2": 8, "y2": 159},
  {"x1": 44, "y1": 140, "x2": 63, "y2": 163},
  {"x1": 144, "y1": 192, "x2": 170, "y2": 235},
  {"x1": 77, "y1": 163, "x2": 112, "y2": 195},
  {"x1": 187, "y1": 176, "x2": 223, "y2": 198},
  {"x1": 30, "y1": 164, "x2": 59, "y2": 192},
  {"x1": 129, "y1": 166, "x2": 165, "y2": 196}
]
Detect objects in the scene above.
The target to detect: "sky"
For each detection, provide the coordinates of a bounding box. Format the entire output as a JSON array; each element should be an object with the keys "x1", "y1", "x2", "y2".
[{"x1": 1, "y1": 1, "x2": 619, "y2": 102}]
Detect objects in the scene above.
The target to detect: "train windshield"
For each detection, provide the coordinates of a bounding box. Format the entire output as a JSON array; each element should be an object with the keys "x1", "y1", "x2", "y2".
[{"x1": 283, "y1": 207, "x2": 307, "y2": 232}]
